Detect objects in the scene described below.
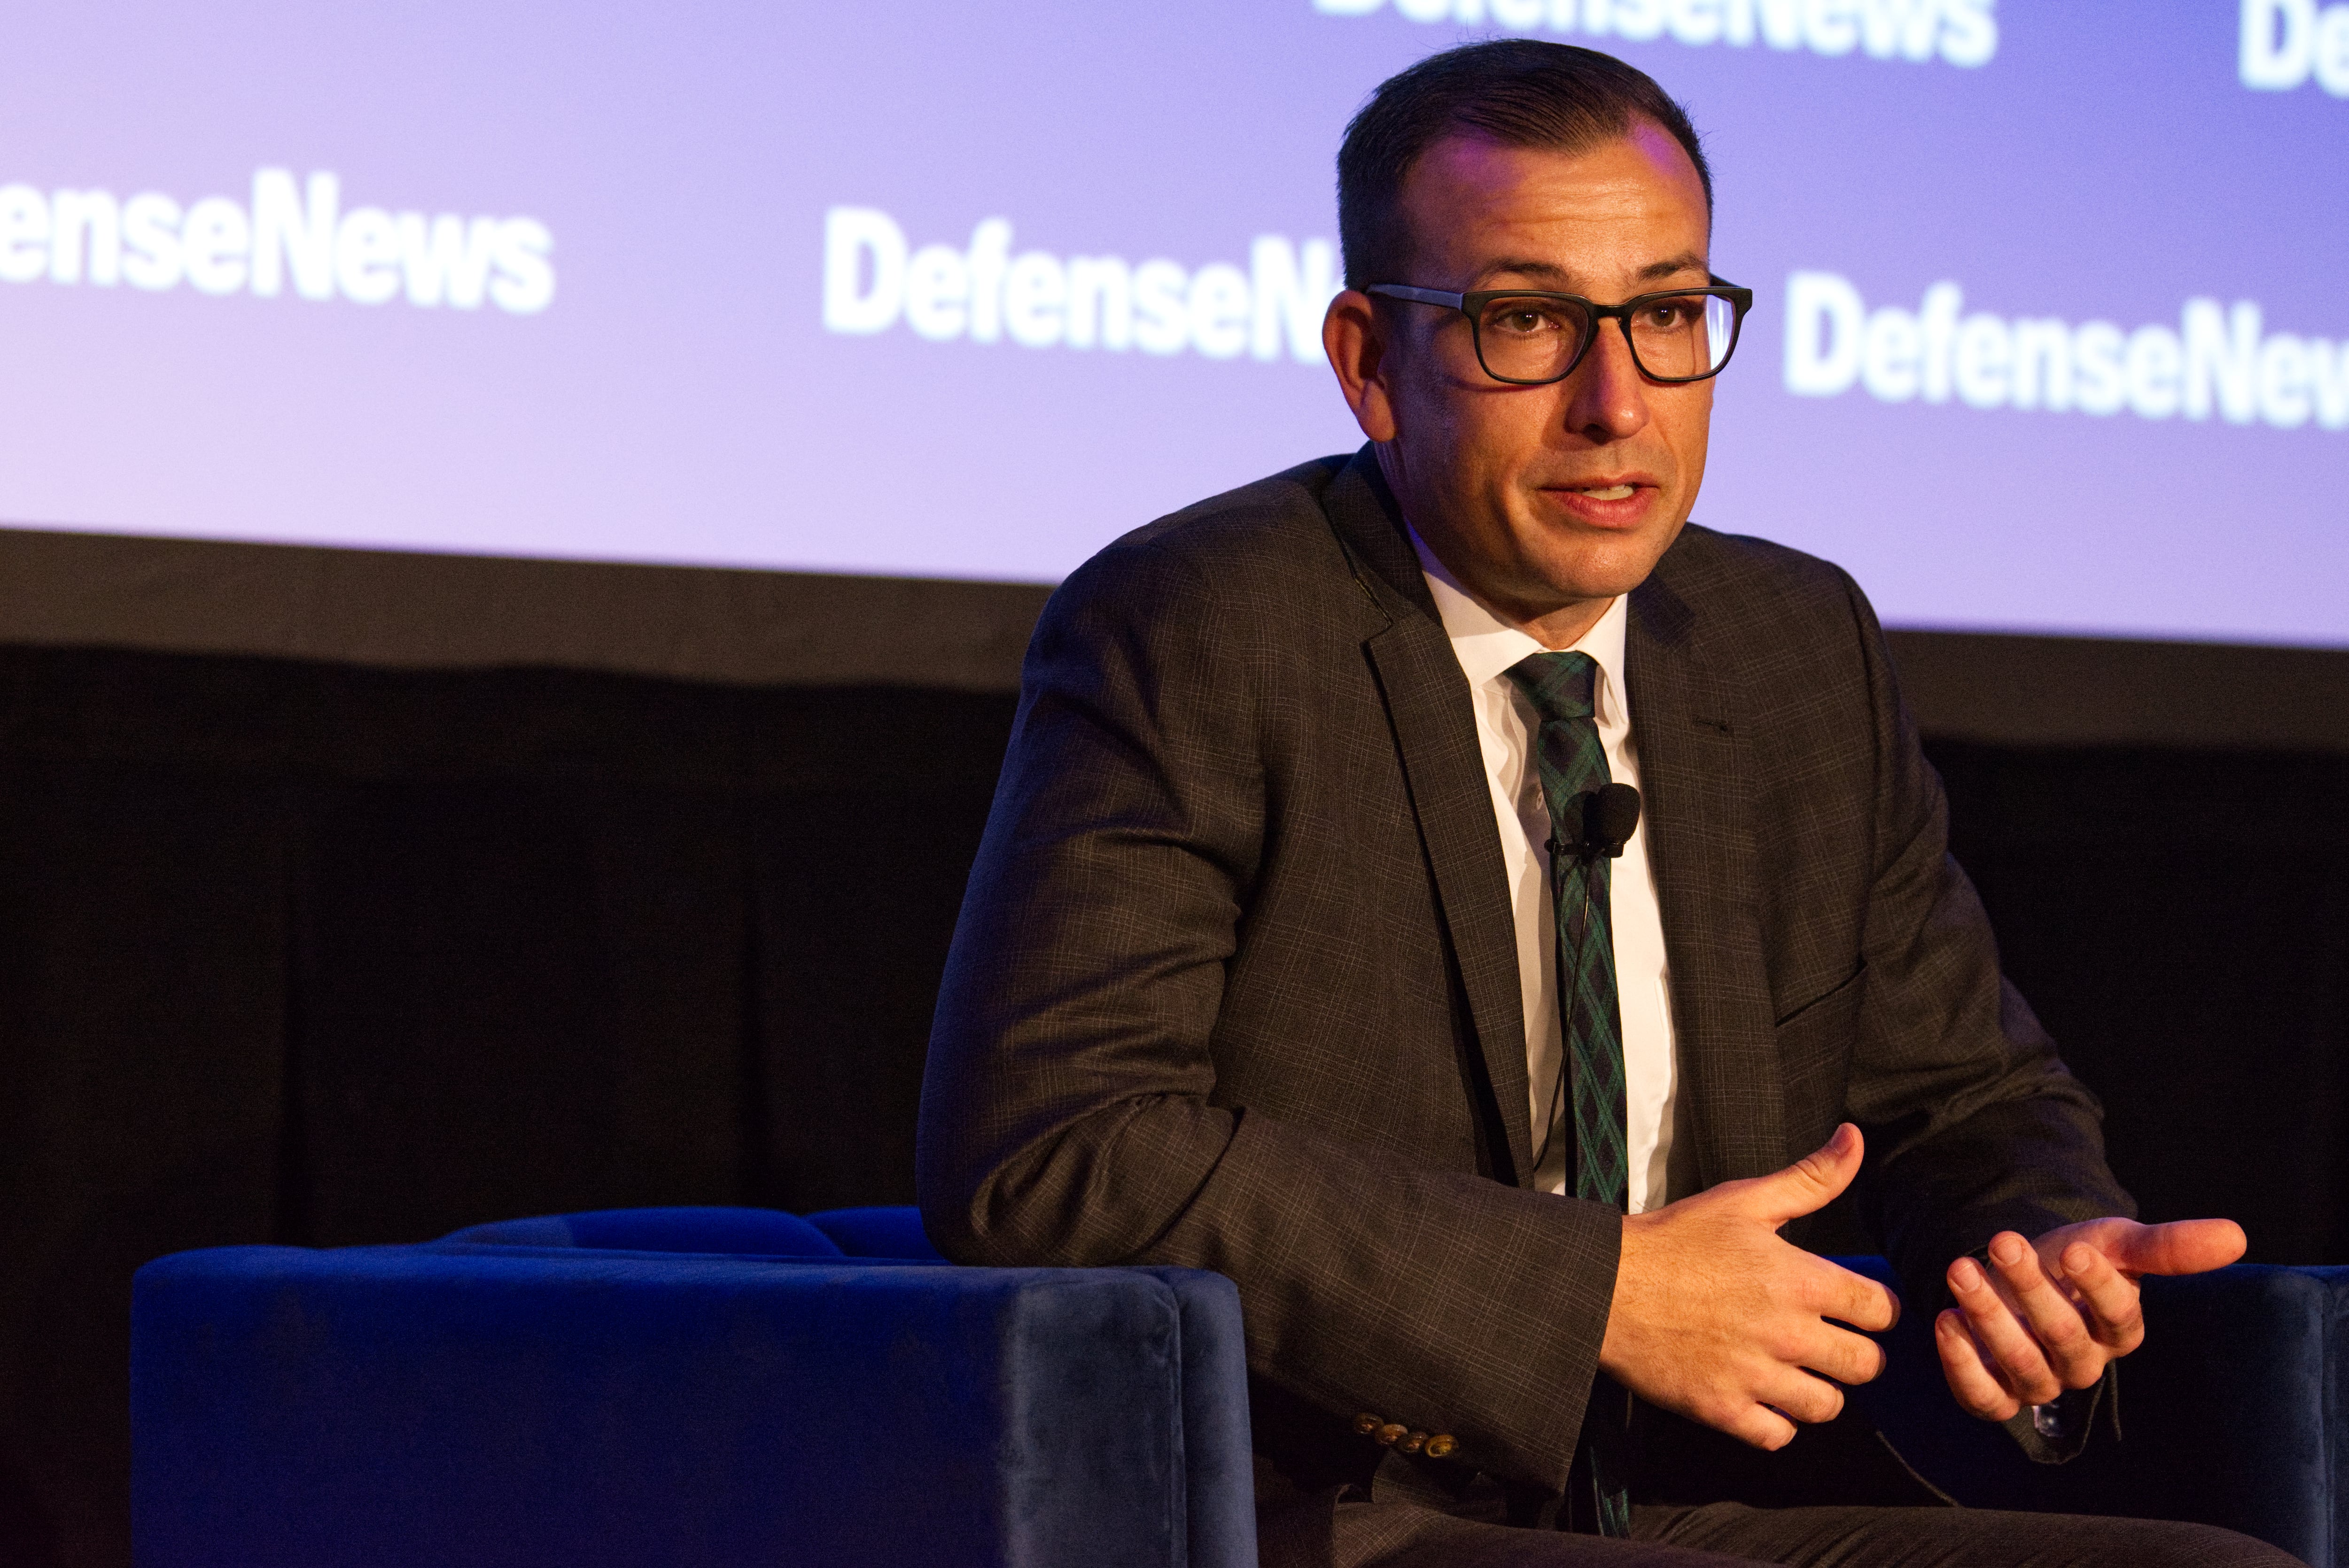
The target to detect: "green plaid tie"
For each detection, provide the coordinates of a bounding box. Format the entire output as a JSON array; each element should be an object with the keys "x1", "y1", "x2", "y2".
[
  {"x1": 1504, "y1": 651, "x2": 1627, "y2": 1210},
  {"x1": 1505, "y1": 650, "x2": 1632, "y2": 1539}
]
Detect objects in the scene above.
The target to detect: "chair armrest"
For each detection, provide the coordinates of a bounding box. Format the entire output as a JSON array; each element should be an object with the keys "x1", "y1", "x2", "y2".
[
  {"x1": 1842, "y1": 1258, "x2": 2348, "y2": 1567},
  {"x1": 1134, "y1": 1268, "x2": 1259, "y2": 1568},
  {"x1": 133, "y1": 1245, "x2": 1256, "y2": 1568}
]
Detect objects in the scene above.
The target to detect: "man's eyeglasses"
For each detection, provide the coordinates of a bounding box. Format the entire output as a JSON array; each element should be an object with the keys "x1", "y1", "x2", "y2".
[{"x1": 1362, "y1": 279, "x2": 1754, "y2": 387}]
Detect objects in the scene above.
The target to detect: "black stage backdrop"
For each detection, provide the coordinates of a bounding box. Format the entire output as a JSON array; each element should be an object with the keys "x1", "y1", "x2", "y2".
[{"x1": 3, "y1": 643, "x2": 2345, "y2": 1568}]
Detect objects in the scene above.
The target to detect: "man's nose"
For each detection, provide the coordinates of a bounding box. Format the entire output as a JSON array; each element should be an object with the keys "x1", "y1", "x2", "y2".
[{"x1": 1561, "y1": 320, "x2": 1652, "y2": 442}]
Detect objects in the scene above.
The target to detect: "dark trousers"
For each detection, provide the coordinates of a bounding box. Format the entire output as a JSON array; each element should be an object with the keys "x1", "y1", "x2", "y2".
[{"x1": 1293, "y1": 1499, "x2": 2305, "y2": 1568}]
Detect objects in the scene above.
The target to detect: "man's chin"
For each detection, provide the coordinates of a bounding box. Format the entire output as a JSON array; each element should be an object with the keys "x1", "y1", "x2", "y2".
[{"x1": 1527, "y1": 530, "x2": 1682, "y2": 605}]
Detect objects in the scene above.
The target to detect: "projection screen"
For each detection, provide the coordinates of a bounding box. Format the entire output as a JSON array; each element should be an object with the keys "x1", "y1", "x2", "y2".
[{"x1": 0, "y1": 0, "x2": 2341, "y2": 645}]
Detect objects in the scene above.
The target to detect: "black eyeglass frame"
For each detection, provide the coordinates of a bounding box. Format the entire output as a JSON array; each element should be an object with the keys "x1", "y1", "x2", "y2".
[{"x1": 1362, "y1": 277, "x2": 1755, "y2": 387}]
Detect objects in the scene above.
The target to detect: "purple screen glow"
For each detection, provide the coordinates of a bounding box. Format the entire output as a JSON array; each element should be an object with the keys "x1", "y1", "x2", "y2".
[{"x1": 0, "y1": 1, "x2": 2341, "y2": 645}]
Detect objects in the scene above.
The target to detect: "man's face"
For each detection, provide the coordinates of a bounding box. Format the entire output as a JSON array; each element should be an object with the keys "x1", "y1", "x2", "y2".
[{"x1": 1333, "y1": 123, "x2": 1717, "y2": 639}]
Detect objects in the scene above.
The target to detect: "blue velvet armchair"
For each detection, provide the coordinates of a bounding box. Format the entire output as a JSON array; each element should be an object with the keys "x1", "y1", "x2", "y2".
[{"x1": 132, "y1": 1208, "x2": 2348, "y2": 1567}]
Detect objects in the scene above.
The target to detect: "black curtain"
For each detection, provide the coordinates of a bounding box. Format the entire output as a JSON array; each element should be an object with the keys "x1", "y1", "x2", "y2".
[
  {"x1": 1932, "y1": 741, "x2": 2349, "y2": 1263},
  {"x1": 0, "y1": 646, "x2": 1014, "y2": 1568},
  {"x1": 2, "y1": 644, "x2": 2344, "y2": 1568}
]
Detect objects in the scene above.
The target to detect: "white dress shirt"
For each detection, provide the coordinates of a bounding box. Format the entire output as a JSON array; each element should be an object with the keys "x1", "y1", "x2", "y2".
[{"x1": 1411, "y1": 528, "x2": 1680, "y2": 1212}]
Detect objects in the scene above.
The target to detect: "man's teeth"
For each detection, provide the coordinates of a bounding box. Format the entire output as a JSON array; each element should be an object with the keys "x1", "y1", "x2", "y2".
[{"x1": 1573, "y1": 484, "x2": 1636, "y2": 501}]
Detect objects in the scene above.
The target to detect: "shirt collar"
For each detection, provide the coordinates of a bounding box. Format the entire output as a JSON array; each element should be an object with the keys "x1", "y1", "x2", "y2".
[{"x1": 1408, "y1": 523, "x2": 1630, "y2": 729}]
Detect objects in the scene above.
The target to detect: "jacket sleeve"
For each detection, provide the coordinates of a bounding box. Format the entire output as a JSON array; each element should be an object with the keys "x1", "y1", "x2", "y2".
[
  {"x1": 1834, "y1": 571, "x2": 2137, "y2": 1318},
  {"x1": 917, "y1": 536, "x2": 1620, "y2": 1496}
]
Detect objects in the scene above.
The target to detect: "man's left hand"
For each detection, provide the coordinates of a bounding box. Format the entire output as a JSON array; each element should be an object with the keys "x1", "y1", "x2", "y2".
[{"x1": 1935, "y1": 1217, "x2": 2247, "y2": 1421}]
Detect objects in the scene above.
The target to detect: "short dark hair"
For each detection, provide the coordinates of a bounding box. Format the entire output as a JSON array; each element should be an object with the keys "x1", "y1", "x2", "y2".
[{"x1": 1337, "y1": 40, "x2": 1712, "y2": 289}]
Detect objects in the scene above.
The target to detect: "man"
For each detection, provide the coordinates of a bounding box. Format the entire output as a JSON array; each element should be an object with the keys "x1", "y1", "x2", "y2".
[{"x1": 918, "y1": 40, "x2": 2281, "y2": 1567}]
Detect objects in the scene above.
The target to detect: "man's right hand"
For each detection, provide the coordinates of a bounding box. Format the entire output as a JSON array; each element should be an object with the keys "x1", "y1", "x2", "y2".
[{"x1": 1597, "y1": 1122, "x2": 1898, "y2": 1450}]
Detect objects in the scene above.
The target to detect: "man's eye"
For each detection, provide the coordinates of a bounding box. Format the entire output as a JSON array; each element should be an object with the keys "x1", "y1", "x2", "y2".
[{"x1": 1489, "y1": 306, "x2": 1563, "y2": 335}]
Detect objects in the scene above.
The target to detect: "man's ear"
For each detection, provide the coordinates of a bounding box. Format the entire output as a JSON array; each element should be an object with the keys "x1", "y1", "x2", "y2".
[{"x1": 1323, "y1": 290, "x2": 1398, "y2": 443}]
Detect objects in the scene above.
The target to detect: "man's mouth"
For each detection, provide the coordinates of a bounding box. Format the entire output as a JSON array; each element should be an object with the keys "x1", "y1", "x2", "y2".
[{"x1": 1567, "y1": 483, "x2": 1637, "y2": 501}]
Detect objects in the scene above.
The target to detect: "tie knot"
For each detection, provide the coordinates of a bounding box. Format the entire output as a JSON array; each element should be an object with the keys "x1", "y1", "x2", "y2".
[{"x1": 1505, "y1": 651, "x2": 1599, "y2": 723}]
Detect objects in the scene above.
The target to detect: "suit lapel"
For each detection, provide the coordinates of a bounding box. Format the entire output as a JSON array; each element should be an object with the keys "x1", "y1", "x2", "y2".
[
  {"x1": 1626, "y1": 555, "x2": 1783, "y2": 1190},
  {"x1": 1323, "y1": 452, "x2": 1537, "y2": 1186}
]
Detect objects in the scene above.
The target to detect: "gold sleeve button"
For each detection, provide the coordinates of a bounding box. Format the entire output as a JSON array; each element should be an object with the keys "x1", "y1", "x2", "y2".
[
  {"x1": 1353, "y1": 1413, "x2": 1381, "y2": 1436},
  {"x1": 1376, "y1": 1423, "x2": 1408, "y2": 1447},
  {"x1": 1423, "y1": 1433, "x2": 1458, "y2": 1459},
  {"x1": 1398, "y1": 1431, "x2": 1428, "y2": 1454}
]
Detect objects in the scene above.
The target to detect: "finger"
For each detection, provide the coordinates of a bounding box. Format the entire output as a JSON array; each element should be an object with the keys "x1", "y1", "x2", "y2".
[
  {"x1": 1721, "y1": 1402, "x2": 1800, "y2": 1452},
  {"x1": 1745, "y1": 1123, "x2": 1865, "y2": 1226},
  {"x1": 1946, "y1": 1256, "x2": 2062, "y2": 1406},
  {"x1": 1790, "y1": 1320, "x2": 1888, "y2": 1386},
  {"x1": 2107, "y1": 1218, "x2": 2247, "y2": 1278},
  {"x1": 1986, "y1": 1233, "x2": 2105, "y2": 1389},
  {"x1": 1937, "y1": 1308, "x2": 2021, "y2": 1421},
  {"x1": 1758, "y1": 1367, "x2": 1845, "y2": 1426},
  {"x1": 1805, "y1": 1258, "x2": 1900, "y2": 1333},
  {"x1": 2056, "y1": 1241, "x2": 2146, "y2": 1355}
]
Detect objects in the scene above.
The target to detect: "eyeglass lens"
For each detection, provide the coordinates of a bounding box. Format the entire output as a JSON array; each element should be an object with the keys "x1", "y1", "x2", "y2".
[{"x1": 1471, "y1": 294, "x2": 1738, "y2": 383}]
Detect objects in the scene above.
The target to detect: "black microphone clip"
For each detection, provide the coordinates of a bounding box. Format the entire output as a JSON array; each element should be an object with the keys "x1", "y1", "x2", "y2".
[{"x1": 1579, "y1": 783, "x2": 1643, "y2": 861}]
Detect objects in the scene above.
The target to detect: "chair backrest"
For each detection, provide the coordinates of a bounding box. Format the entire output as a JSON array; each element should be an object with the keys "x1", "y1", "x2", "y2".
[
  {"x1": 436, "y1": 1204, "x2": 948, "y2": 1261},
  {"x1": 1839, "y1": 1255, "x2": 2349, "y2": 1568},
  {"x1": 440, "y1": 1205, "x2": 844, "y2": 1256},
  {"x1": 804, "y1": 1206, "x2": 949, "y2": 1261}
]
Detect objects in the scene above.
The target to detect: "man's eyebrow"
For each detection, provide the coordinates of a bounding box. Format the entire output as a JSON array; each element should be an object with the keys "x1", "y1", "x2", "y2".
[
  {"x1": 1471, "y1": 252, "x2": 1714, "y2": 289},
  {"x1": 1473, "y1": 257, "x2": 1573, "y2": 286},
  {"x1": 1639, "y1": 251, "x2": 1711, "y2": 282}
]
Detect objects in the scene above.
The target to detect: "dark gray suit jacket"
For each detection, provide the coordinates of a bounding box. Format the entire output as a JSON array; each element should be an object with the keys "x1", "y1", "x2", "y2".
[{"x1": 918, "y1": 447, "x2": 2131, "y2": 1515}]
